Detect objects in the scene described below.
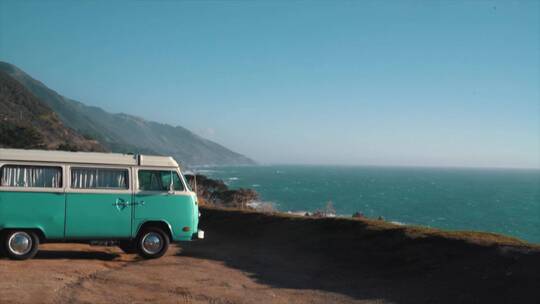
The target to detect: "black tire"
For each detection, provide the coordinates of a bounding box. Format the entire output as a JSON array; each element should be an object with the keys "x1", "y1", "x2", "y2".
[
  {"x1": 117, "y1": 240, "x2": 137, "y2": 254},
  {"x1": 3, "y1": 230, "x2": 40, "y2": 260},
  {"x1": 136, "y1": 227, "x2": 170, "y2": 259}
]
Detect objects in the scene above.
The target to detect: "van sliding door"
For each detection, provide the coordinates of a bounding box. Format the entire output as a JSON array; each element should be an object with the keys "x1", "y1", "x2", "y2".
[{"x1": 65, "y1": 167, "x2": 132, "y2": 239}]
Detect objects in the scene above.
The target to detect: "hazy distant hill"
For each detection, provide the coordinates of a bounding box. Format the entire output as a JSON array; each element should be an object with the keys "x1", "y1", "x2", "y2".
[
  {"x1": 0, "y1": 62, "x2": 255, "y2": 166},
  {"x1": 0, "y1": 69, "x2": 104, "y2": 152}
]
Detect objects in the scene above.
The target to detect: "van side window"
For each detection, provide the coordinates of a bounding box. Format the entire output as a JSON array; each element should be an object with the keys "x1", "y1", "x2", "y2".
[
  {"x1": 0, "y1": 165, "x2": 62, "y2": 188},
  {"x1": 138, "y1": 170, "x2": 184, "y2": 191},
  {"x1": 71, "y1": 167, "x2": 129, "y2": 189}
]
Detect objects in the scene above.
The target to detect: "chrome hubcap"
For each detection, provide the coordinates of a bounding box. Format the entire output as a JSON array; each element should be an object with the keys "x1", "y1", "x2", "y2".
[
  {"x1": 141, "y1": 232, "x2": 163, "y2": 255},
  {"x1": 8, "y1": 232, "x2": 32, "y2": 255}
]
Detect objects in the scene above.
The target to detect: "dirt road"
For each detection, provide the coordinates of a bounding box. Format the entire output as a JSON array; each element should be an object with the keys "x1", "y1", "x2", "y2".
[
  {"x1": 1, "y1": 207, "x2": 539, "y2": 304},
  {"x1": 0, "y1": 243, "x2": 370, "y2": 304}
]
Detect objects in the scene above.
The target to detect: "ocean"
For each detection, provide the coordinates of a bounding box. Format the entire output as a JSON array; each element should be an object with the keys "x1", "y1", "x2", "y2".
[{"x1": 198, "y1": 165, "x2": 540, "y2": 244}]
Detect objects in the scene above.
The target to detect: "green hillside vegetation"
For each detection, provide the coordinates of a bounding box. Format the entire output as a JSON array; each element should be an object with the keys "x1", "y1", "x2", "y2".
[
  {"x1": 0, "y1": 62, "x2": 255, "y2": 166},
  {"x1": 0, "y1": 70, "x2": 104, "y2": 152}
]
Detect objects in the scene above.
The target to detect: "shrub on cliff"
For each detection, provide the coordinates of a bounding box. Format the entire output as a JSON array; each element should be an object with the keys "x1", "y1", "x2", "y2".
[{"x1": 0, "y1": 122, "x2": 45, "y2": 149}]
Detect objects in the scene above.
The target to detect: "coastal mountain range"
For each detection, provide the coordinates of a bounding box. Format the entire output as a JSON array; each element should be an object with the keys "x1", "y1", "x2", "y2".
[
  {"x1": 0, "y1": 62, "x2": 255, "y2": 166},
  {"x1": 0, "y1": 68, "x2": 103, "y2": 152}
]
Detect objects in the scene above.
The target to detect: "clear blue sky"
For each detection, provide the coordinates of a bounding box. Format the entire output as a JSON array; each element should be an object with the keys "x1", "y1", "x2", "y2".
[{"x1": 1, "y1": 0, "x2": 539, "y2": 168}]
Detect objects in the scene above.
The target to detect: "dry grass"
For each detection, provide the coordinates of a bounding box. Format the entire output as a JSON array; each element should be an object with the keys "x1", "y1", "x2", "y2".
[
  {"x1": 202, "y1": 205, "x2": 538, "y2": 248},
  {"x1": 197, "y1": 206, "x2": 540, "y2": 303}
]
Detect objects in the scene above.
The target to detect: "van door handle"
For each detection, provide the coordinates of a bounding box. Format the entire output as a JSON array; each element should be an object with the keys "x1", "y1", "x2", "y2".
[
  {"x1": 113, "y1": 199, "x2": 129, "y2": 207},
  {"x1": 132, "y1": 201, "x2": 145, "y2": 206}
]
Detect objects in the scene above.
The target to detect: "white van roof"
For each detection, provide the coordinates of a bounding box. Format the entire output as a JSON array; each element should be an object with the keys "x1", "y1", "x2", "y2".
[{"x1": 0, "y1": 148, "x2": 179, "y2": 168}]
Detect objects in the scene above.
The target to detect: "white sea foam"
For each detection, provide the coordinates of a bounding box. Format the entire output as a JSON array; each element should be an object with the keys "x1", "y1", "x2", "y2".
[
  {"x1": 247, "y1": 201, "x2": 261, "y2": 208},
  {"x1": 193, "y1": 168, "x2": 220, "y2": 174},
  {"x1": 287, "y1": 211, "x2": 310, "y2": 216},
  {"x1": 248, "y1": 200, "x2": 277, "y2": 212}
]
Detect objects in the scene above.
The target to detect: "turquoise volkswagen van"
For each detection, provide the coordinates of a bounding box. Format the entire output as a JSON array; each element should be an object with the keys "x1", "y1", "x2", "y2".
[{"x1": 0, "y1": 148, "x2": 203, "y2": 260}]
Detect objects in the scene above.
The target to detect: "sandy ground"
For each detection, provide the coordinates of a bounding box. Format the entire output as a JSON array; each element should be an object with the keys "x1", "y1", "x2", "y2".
[
  {"x1": 0, "y1": 244, "x2": 374, "y2": 304},
  {"x1": 1, "y1": 207, "x2": 539, "y2": 304}
]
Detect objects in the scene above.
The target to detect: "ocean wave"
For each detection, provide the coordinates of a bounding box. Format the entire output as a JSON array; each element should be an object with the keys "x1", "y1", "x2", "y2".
[
  {"x1": 193, "y1": 168, "x2": 220, "y2": 174},
  {"x1": 247, "y1": 200, "x2": 277, "y2": 211}
]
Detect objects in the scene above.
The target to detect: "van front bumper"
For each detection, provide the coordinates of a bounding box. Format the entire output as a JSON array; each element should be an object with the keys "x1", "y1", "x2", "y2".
[{"x1": 192, "y1": 230, "x2": 205, "y2": 240}]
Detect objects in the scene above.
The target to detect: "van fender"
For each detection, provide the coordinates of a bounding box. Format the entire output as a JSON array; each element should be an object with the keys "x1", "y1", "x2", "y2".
[
  {"x1": 135, "y1": 220, "x2": 173, "y2": 241},
  {"x1": 0, "y1": 226, "x2": 46, "y2": 242}
]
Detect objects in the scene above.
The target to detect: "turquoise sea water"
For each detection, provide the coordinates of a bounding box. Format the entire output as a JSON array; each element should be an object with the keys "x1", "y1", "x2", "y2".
[{"x1": 200, "y1": 165, "x2": 540, "y2": 244}]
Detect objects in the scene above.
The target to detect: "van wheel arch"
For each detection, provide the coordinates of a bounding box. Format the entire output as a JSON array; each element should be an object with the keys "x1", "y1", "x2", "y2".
[
  {"x1": 1, "y1": 228, "x2": 46, "y2": 243},
  {"x1": 136, "y1": 221, "x2": 172, "y2": 241}
]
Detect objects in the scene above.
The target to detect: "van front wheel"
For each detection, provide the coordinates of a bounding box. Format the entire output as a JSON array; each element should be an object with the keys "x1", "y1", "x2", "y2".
[
  {"x1": 137, "y1": 228, "x2": 169, "y2": 259},
  {"x1": 3, "y1": 230, "x2": 39, "y2": 260}
]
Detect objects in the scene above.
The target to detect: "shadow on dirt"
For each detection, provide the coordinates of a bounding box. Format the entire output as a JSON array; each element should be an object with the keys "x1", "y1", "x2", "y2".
[
  {"x1": 35, "y1": 250, "x2": 120, "y2": 261},
  {"x1": 179, "y1": 207, "x2": 540, "y2": 304}
]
